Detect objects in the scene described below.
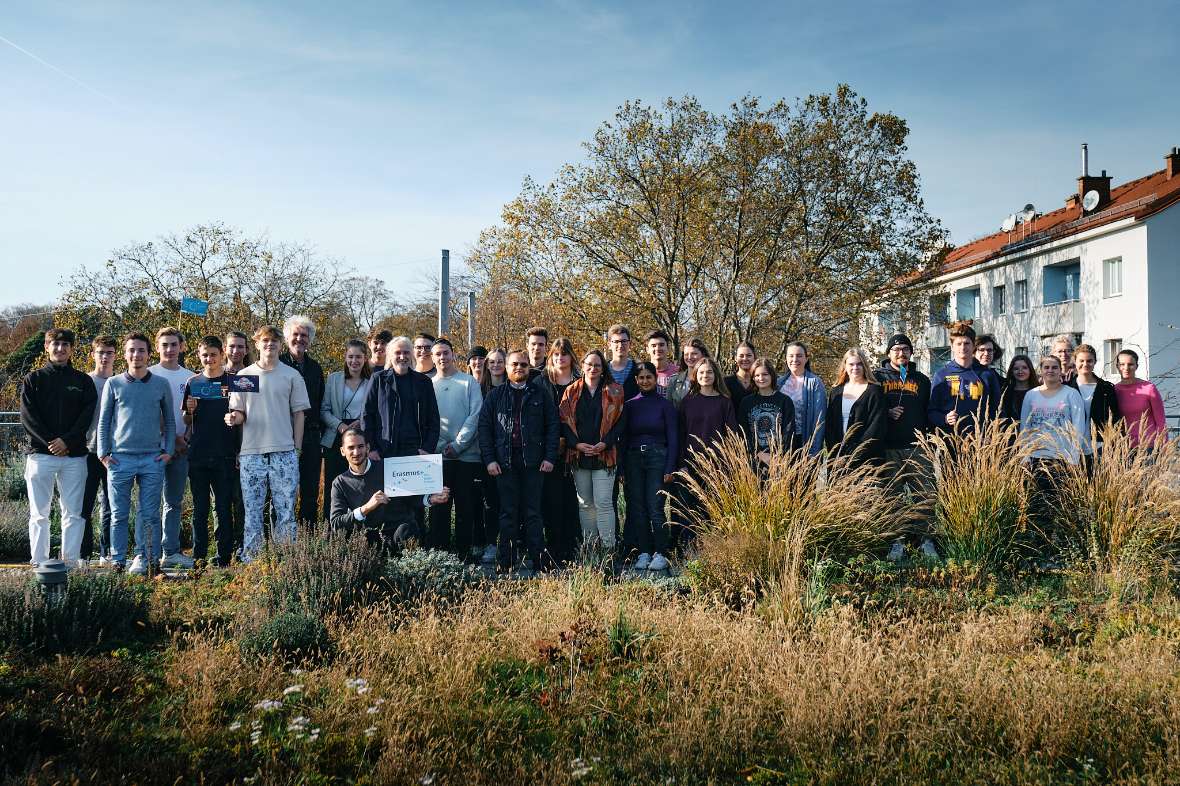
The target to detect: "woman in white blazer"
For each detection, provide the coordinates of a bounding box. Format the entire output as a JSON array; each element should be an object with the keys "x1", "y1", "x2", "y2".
[{"x1": 320, "y1": 339, "x2": 373, "y2": 519}]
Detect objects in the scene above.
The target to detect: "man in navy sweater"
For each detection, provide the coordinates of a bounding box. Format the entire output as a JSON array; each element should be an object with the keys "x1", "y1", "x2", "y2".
[
  {"x1": 20, "y1": 329, "x2": 98, "y2": 567},
  {"x1": 927, "y1": 322, "x2": 1001, "y2": 434}
]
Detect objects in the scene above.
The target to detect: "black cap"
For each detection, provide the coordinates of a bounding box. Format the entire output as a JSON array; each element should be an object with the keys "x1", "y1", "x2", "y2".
[
  {"x1": 469, "y1": 345, "x2": 488, "y2": 358},
  {"x1": 887, "y1": 333, "x2": 913, "y2": 351}
]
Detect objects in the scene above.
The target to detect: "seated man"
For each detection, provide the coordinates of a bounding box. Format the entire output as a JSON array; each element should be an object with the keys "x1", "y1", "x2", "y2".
[{"x1": 329, "y1": 428, "x2": 449, "y2": 549}]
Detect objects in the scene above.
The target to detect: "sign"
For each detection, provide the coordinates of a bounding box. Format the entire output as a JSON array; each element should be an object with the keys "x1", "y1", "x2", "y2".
[
  {"x1": 179, "y1": 296, "x2": 209, "y2": 317},
  {"x1": 189, "y1": 381, "x2": 227, "y2": 399},
  {"x1": 383, "y1": 453, "x2": 443, "y2": 498},
  {"x1": 229, "y1": 375, "x2": 259, "y2": 393}
]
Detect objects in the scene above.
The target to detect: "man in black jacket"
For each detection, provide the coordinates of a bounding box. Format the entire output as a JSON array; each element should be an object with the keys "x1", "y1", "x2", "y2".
[
  {"x1": 872, "y1": 333, "x2": 934, "y2": 560},
  {"x1": 363, "y1": 336, "x2": 440, "y2": 460},
  {"x1": 20, "y1": 329, "x2": 98, "y2": 566},
  {"x1": 329, "y1": 429, "x2": 448, "y2": 548},
  {"x1": 280, "y1": 315, "x2": 325, "y2": 524},
  {"x1": 477, "y1": 350, "x2": 559, "y2": 572}
]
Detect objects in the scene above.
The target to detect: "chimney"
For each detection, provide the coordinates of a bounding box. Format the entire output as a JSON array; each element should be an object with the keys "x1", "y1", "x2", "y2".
[
  {"x1": 1167, "y1": 146, "x2": 1180, "y2": 180},
  {"x1": 1077, "y1": 143, "x2": 1112, "y2": 213}
]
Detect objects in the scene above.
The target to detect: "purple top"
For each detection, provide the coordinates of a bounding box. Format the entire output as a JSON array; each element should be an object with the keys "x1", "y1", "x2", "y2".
[
  {"x1": 621, "y1": 389, "x2": 679, "y2": 476},
  {"x1": 678, "y1": 393, "x2": 738, "y2": 469}
]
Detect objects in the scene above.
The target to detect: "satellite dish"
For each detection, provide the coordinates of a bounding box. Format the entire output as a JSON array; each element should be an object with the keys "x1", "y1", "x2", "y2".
[
  {"x1": 1022, "y1": 204, "x2": 1036, "y2": 222},
  {"x1": 1083, "y1": 190, "x2": 1100, "y2": 212},
  {"x1": 1002, "y1": 214, "x2": 1017, "y2": 232}
]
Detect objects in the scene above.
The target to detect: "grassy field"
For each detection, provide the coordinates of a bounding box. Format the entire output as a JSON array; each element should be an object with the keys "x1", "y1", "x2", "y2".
[{"x1": 2, "y1": 424, "x2": 1179, "y2": 785}]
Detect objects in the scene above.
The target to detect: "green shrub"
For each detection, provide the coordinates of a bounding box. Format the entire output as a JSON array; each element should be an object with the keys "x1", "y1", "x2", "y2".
[
  {"x1": 259, "y1": 527, "x2": 386, "y2": 616},
  {"x1": 0, "y1": 571, "x2": 148, "y2": 655},
  {"x1": 383, "y1": 547, "x2": 482, "y2": 606},
  {"x1": 239, "y1": 610, "x2": 331, "y2": 661}
]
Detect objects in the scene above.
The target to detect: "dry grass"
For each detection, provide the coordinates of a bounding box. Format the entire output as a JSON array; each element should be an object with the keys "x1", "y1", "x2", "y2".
[
  {"x1": 154, "y1": 572, "x2": 1180, "y2": 785},
  {"x1": 1056, "y1": 425, "x2": 1180, "y2": 595},
  {"x1": 676, "y1": 433, "x2": 909, "y2": 615}
]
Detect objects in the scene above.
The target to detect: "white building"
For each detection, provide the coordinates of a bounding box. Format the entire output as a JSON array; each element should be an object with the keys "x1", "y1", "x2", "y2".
[{"x1": 870, "y1": 145, "x2": 1180, "y2": 407}]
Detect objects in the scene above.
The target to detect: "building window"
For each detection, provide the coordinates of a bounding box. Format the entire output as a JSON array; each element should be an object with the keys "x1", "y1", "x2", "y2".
[
  {"x1": 1015, "y1": 279, "x2": 1028, "y2": 311},
  {"x1": 992, "y1": 285, "x2": 1006, "y2": 316},
  {"x1": 928, "y1": 294, "x2": 950, "y2": 326},
  {"x1": 956, "y1": 287, "x2": 980, "y2": 321},
  {"x1": 1103, "y1": 339, "x2": 1122, "y2": 377},
  {"x1": 1043, "y1": 260, "x2": 1081, "y2": 305},
  {"x1": 929, "y1": 345, "x2": 951, "y2": 371},
  {"x1": 1103, "y1": 257, "x2": 1123, "y2": 298}
]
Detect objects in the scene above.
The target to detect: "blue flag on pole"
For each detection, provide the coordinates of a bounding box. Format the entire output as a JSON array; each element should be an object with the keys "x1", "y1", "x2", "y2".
[{"x1": 180, "y1": 296, "x2": 209, "y2": 317}]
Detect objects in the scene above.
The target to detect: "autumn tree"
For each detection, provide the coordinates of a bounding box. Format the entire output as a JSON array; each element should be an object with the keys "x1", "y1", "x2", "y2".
[{"x1": 464, "y1": 86, "x2": 946, "y2": 368}]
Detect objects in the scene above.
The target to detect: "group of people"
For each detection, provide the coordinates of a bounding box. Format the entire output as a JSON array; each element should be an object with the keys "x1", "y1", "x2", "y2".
[{"x1": 19, "y1": 316, "x2": 1170, "y2": 574}]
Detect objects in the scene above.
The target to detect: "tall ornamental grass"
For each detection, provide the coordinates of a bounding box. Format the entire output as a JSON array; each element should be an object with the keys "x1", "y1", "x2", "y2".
[
  {"x1": 676, "y1": 432, "x2": 905, "y2": 612},
  {"x1": 1055, "y1": 422, "x2": 1180, "y2": 590},
  {"x1": 913, "y1": 417, "x2": 1034, "y2": 577}
]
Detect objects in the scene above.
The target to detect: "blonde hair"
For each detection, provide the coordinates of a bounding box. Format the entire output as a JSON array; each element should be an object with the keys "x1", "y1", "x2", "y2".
[{"x1": 834, "y1": 348, "x2": 879, "y2": 387}]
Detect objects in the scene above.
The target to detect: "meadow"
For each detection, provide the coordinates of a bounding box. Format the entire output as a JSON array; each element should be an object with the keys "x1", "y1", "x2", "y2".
[{"x1": 1, "y1": 422, "x2": 1179, "y2": 785}]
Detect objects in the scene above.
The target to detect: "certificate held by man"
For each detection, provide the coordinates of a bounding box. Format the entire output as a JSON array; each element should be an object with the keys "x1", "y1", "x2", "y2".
[{"x1": 383, "y1": 453, "x2": 444, "y2": 497}]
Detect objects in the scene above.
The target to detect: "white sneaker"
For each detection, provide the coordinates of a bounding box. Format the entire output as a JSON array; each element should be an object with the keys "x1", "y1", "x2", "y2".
[
  {"x1": 97, "y1": 555, "x2": 112, "y2": 567},
  {"x1": 481, "y1": 544, "x2": 497, "y2": 564},
  {"x1": 634, "y1": 552, "x2": 652, "y2": 570},
  {"x1": 128, "y1": 555, "x2": 149, "y2": 576},
  {"x1": 648, "y1": 553, "x2": 669, "y2": 571},
  {"x1": 160, "y1": 552, "x2": 195, "y2": 569},
  {"x1": 920, "y1": 539, "x2": 939, "y2": 559},
  {"x1": 886, "y1": 540, "x2": 906, "y2": 563}
]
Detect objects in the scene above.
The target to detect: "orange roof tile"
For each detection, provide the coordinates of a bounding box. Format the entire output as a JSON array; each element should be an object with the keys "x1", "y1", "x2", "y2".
[{"x1": 940, "y1": 167, "x2": 1180, "y2": 275}]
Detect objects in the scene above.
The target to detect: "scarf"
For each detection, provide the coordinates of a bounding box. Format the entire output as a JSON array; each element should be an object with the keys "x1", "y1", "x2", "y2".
[{"x1": 558, "y1": 378, "x2": 625, "y2": 468}]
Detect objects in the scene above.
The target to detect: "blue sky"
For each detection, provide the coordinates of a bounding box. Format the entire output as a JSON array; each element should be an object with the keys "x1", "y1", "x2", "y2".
[{"x1": 2, "y1": 0, "x2": 1178, "y2": 307}]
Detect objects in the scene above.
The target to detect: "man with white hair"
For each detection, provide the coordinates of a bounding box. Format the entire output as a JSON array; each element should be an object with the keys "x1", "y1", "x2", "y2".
[
  {"x1": 280, "y1": 315, "x2": 325, "y2": 524},
  {"x1": 363, "y1": 335, "x2": 439, "y2": 460}
]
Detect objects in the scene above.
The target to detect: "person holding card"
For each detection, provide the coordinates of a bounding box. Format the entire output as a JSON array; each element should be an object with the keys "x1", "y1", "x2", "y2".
[
  {"x1": 182, "y1": 335, "x2": 240, "y2": 566},
  {"x1": 227, "y1": 325, "x2": 310, "y2": 562},
  {"x1": 329, "y1": 428, "x2": 449, "y2": 548}
]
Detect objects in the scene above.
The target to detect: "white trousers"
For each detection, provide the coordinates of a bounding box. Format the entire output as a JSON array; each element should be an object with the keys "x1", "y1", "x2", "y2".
[
  {"x1": 25, "y1": 453, "x2": 88, "y2": 564},
  {"x1": 572, "y1": 467, "x2": 616, "y2": 549}
]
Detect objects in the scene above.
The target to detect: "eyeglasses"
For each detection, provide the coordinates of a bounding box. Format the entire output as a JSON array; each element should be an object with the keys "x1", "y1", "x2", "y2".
[
  {"x1": 414, "y1": 345, "x2": 432, "y2": 352},
  {"x1": 609, "y1": 338, "x2": 630, "y2": 345}
]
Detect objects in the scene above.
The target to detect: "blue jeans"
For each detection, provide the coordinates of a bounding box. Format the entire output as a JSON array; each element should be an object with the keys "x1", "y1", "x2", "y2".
[
  {"x1": 107, "y1": 452, "x2": 166, "y2": 563},
  {"x1": 161, "y1": 451, "x2": 188, "y2": 556},
  {"x1": 623, "y1": 445, "x2": 669, "y2": 555}
]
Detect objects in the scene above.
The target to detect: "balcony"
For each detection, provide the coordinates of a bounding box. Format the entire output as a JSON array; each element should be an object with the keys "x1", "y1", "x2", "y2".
[{"x1": 1035, "y1": 300, "x2": 1085, "y2": 336}]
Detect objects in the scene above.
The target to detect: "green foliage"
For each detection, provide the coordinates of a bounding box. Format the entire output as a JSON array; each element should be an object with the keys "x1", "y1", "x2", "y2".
[
  {"x1": 239, "y1": 611, "x2": 330, "y2": 661},
  {"x1": 382, "y1": 547, "x2": 482, "y2": 607},
  {"x1": 0, "y1": 571, "x2": 147, "y2": 655},
  {"x1": 0, "y1": 498, "x2": 28, "y2": 558}
]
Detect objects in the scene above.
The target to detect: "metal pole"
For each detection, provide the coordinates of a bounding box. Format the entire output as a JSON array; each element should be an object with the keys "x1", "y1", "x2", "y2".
[
  {"x1": 439, "y1": 249, "x2": 450, "y2": 337},
  {"x1": 467, "y1": 291, "x2": 476, "y2": 349}
]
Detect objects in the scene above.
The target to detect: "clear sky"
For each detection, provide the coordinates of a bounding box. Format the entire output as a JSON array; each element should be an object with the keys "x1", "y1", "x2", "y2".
[{"x1": 2, "y1": 1, "x2": 1177, "y2": 308}]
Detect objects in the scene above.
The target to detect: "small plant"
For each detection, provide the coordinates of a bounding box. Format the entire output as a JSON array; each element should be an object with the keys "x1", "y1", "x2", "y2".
[
  {"x1": 258, "y1": 527, "x2": 386, "y2": 617},
  {"x1": 0, "y1": 571, "x2": 148, "y2": 655},
  {"x1": 913, "y1": 417, "x2": 1034, "y2": 579},
  {"x1": 383, "y1": 547, "x2": 482, "y2": 607},
  {"x1": 239, "y1": 611, "x2": 331, "y2": 661}
]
